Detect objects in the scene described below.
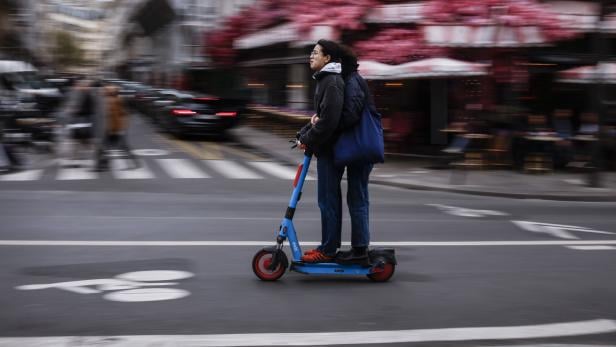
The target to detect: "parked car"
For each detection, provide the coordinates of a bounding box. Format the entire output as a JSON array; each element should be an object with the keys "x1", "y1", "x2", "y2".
[
  {"x1": 133, "y1": 86, "x2": 165, "y2": 121},
  {"x1": 0, "y1": 60, "x2": 62, "y2": 115},
  {"x1": 154, "y1": 90, "x2": 243, "y2": 138}
]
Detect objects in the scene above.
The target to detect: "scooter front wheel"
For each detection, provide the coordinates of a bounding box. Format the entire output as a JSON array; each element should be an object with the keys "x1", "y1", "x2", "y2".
[
  {"x1": 252, "y1": 250, "x2": 287, "y2": 281},
  {"x1": 367, "y1": 262, "x2": 395, "y2": 282}
]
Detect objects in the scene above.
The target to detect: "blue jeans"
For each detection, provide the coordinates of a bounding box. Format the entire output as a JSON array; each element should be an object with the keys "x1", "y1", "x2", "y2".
[
  {"x1": 316, "y1": 153, "x2": 373, "y2": 254},
  {"x1": 316, "y1": 153, "x2": 344, "y2": 255},
  {"x1": 346, "y1": 161, "x2": 373, "y2": 248}
]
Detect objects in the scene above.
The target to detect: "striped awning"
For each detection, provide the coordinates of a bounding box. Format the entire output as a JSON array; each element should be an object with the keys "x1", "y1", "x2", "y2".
[
  {"x1": 234, "y1": 23, "x2": 335, "y2": 50},
  {"x1": 424, "y1": 25, "x2": 546, "y2": 47},
  {"x1": 359, "y1": 58, "x2": 488, "y2": 80},
  {"x1": 558, "y1": 62, "x2": 616, "y2": 84},
  {"x1": 364, "y1": 2, "x2": 423, "y2": 23},
  {"x1": 357, "y1": 60, "x2": 396, "y2": 80}
]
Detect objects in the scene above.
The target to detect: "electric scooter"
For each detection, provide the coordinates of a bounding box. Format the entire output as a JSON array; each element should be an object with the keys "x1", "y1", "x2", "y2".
[{"x1": 252, "y1": 144, "x2": 396, "y2": 282}]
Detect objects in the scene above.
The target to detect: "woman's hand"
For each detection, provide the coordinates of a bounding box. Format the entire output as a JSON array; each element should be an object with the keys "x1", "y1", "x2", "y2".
[{"x1": 310, "y1": 114, "x2": 320, "y2": 126}]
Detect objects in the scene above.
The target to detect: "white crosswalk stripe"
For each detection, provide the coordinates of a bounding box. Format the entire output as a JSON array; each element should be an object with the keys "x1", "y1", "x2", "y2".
[
  {"x1": 56, "y1": 160, "x2": 97, "y2": 180},
  {"x1": 0, "y1": 169, "x2": 43, "y2": 181},
  {"x1": 111, "y1": 160, "x2": 154, "y2": 180},
  {"x1": 0, "y1": 158, "x2": 314, "y2": 182},
  {"x1": 204, "y1": 160, "x2": 263, "y2": 179},
  {"x1": 247, "y1": 161, "x2": 314, "y2": 180},
  {"x1": 156, "y1": 158, "x2": 210, "y2": 179}
]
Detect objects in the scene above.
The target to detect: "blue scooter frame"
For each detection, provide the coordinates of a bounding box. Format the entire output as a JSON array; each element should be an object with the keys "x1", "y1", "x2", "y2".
[{"x1": 252, "y1": 152, "x2": 396, "y2": 282}]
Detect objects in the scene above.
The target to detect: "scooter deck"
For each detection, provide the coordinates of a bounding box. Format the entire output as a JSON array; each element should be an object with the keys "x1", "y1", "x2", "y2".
[{"x1": 290, "y1": 261, "x2": 372, "y2": 275}]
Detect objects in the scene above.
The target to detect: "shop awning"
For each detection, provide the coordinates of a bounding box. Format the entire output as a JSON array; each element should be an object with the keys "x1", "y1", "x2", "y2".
[
  {"x1": 364, "y1": 2, "x2": 424, "y2": 23},
  {"x1": 600, "y1": 14, "x2": 616, "y2": 33},
  {"x1": 358, "y1": 58, "x2": 488, "y2": 80},
  {"x1": 391, "y1": 58, "x2": 488, "y2": 79},
  {"x1": 357, "y1": 60, "x2": 396, "y2": 80},
  {"x1": 543, "y1": 1, "x2": 599, "y2": 32},
  {"x1": 544, "y1": 1, "x2": 616, "y2": 33},
  {"x1": 558, "y1": 62, "x2": 616, "y2": 84},
  {"x1": 424, "y1": 25, "x2": 546, "y2": 47},
  {"x1": 234, "y1": 23, "x2": 335, "y2": 50}
]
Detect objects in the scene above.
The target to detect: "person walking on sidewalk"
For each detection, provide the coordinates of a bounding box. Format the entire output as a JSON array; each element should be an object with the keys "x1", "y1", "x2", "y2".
[
  {"x1": 334, "y1": 45, "x2": 375, "y2": 264},
  {"x1": 296, "y1": 39, "x2": 345, "y2": 263},
  {"x1": 94, "y1": 84, "x2": 140, "y2": 171}
]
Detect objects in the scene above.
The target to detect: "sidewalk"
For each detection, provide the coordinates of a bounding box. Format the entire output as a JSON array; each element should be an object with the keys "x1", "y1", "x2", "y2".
[{"x1": 231, "y1": 125, "x2": 616, "y2": 201}]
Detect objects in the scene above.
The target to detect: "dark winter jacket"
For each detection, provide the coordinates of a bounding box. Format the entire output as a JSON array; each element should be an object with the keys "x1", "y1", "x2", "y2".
[
  {"x1": 299, "y1": 67, "x2": 344, "y2": 156},
  {"x1": 338, "y1": 71, "x2": 368, "y2": 131}
]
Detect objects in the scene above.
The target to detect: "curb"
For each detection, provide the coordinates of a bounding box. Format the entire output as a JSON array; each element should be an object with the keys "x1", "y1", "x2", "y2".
[
  {"x1": 231, "y1": 127, "x2": 616, "y2": 202},
  {"x1": 369, "y1": 179, "x2": 616, "y2": 202}
]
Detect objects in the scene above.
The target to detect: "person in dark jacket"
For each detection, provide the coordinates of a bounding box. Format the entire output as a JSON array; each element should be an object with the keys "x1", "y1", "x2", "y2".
[
  {"x1": 297, "y1": 39, "x2": 345, "y2": 263},
  {"x1": 334, "y1": 45, "x2": 375, "y2": 264}
]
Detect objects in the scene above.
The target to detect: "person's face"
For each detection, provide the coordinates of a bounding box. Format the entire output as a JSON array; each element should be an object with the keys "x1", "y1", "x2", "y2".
[{"x1": 309, "y1": 44, "x2": 330, "y2": 71}]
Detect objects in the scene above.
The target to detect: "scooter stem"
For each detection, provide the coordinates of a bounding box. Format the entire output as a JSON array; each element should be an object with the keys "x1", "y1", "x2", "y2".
[{"x1": 288, "y1": 153, "x2": 311, "y2": 209}]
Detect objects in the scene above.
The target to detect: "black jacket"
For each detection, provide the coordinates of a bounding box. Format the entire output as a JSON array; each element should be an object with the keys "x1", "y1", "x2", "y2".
[
  {"x1": 299, "y1": 70, "x2": 344, "y2": 156},
  {"x1": 338, "y1": 71, "x2": 369, "y2": 131}
]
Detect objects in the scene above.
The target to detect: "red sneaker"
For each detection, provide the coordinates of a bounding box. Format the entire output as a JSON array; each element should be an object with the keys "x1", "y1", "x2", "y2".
[
  {"x1": 301, "y1": 249, "x2": 334, "y2": 263},
  {"x1": 303, "y1": 248, "x2": 319, "y2": 255}
]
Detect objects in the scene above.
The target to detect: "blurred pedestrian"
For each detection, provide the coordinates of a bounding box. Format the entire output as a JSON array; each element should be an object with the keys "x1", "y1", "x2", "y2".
[
  {"x1": 0, "y1": 113, "x2": 23, "y2": 172},
  {"x1": 94, "y1": 84, "x2": 139, "y2": 171},
  {"x1": 66, "y1": 79, "x2": 96, "y2": 166},
  {"x1": 296, "y1": 39, "x2": 345, "y2": 263},
  {"x1": 552, "y1": 109, "x2": 574, "y2": 168}
]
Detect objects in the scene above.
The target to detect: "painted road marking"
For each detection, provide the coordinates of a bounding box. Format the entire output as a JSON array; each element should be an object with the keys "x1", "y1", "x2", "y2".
[
  {"x1": 0, "y1": 319, "x2": 613, "y2": 346},
  {"x1": 566, "y1": 245, "x2": 616, "y2": 250},
  {"x1": 2, "y1": 240, "x2": 616, "y2": 247},
  {"x1": 200, "y1": 141, "x2": 224, "y2": 160},
  {"x1": 131, "y1": 149, "x2": 169, "y2": 156},
  {"x1": 427, "y1": 204, "x2": 508, "y2": 218},
  {"x1": 56, "y1": 163, "x2": 97, "y2": 180},
  {"x1": 156, "y1": 158, "x2": 210, "y2": 178},
  {"x1": 204, "y1": 160, "x2": 263, "y2": 179},
  {"x1": 16, "y1": 270, "x2": 194, "y2": 302},
  {"x1": 219, "y1": 143, "x2": 265, "y2": 161},
  {"x1": 512, "y1": 221, "x2": 615, "y2": 240},
  {"x1": 248, "y1": 161, "x2": 314, "y2": 180},
  {"x1": 111, "y1": 159, "x2": 154, "y2": 179},
  {"x1": 166, "y1": 138, "x2": 209, "y2": 160},
  {"x1": 0, "y1": 169, "x2": 43, "y2": 181}
]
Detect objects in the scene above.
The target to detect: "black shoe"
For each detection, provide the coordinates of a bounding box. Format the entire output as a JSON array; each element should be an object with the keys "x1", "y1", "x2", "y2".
[{"x1": 336, "y1": 247, "x2": 369, "y2": 266}]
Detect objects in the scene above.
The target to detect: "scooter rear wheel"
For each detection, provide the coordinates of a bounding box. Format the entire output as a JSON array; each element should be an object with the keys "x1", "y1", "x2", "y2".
[
  {"x1": 252, "y1": 250, "x2": 287, "y2": 281},
  {"x1": 367, "y1": 262, "x2": 395, "y2": 282}
]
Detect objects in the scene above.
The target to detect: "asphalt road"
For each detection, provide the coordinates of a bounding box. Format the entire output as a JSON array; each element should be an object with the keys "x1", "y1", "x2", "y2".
[{"x1": 0, "y1": 113, "x2": 615, "y2": 346}]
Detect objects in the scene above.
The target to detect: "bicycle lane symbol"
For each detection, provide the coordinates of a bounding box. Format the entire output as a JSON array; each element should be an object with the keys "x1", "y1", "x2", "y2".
[{"x1": 15, "y1": 270, "x2": 194, "y2": 302}]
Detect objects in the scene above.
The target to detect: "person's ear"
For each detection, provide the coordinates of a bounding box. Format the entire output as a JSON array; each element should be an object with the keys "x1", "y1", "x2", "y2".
[{"x1": 324, "y1": 55, "x2": 331, "y2": 64}]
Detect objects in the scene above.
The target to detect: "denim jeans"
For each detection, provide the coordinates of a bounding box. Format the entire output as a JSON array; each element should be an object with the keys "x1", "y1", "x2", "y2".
[
  {"x1": 346, "y1": 161, "x2": 373, "y2": 248},
  {"x1": 316, "y1": 152, "x2": 345, "y2": 255},
  {"x1": 316, "y1": 152, "x2": 373, "y2": 255}
]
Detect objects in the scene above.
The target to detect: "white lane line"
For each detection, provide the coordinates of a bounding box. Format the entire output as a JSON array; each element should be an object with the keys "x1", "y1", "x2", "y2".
[
  {"x1": 111, "y1": 159, "x2": 154, "y2": 179},
  {"x1": 248, "y1": 161, "x2": 314, "y2": 180},
  {"x1": 2, "y1": 240, "x2": 616, "y2": 247},
  {"x1": 156, "y1": 158, "x2": 210, "y2": 178},
  {"x1": 0, "y1": 169, "x2": 43, "y2": 181},
  {"x1": 56, "y1": 164, "x2": 97, "y2": 180},
  {"x1": 566, "y1": 245, "x2": 616, "y2": 250},
  {"x1": 204, "y1": 160, "x2": 263, "y2": 179},
  {"x1": 0, "y1": 319, "x2": 613, "y2": 346}
]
